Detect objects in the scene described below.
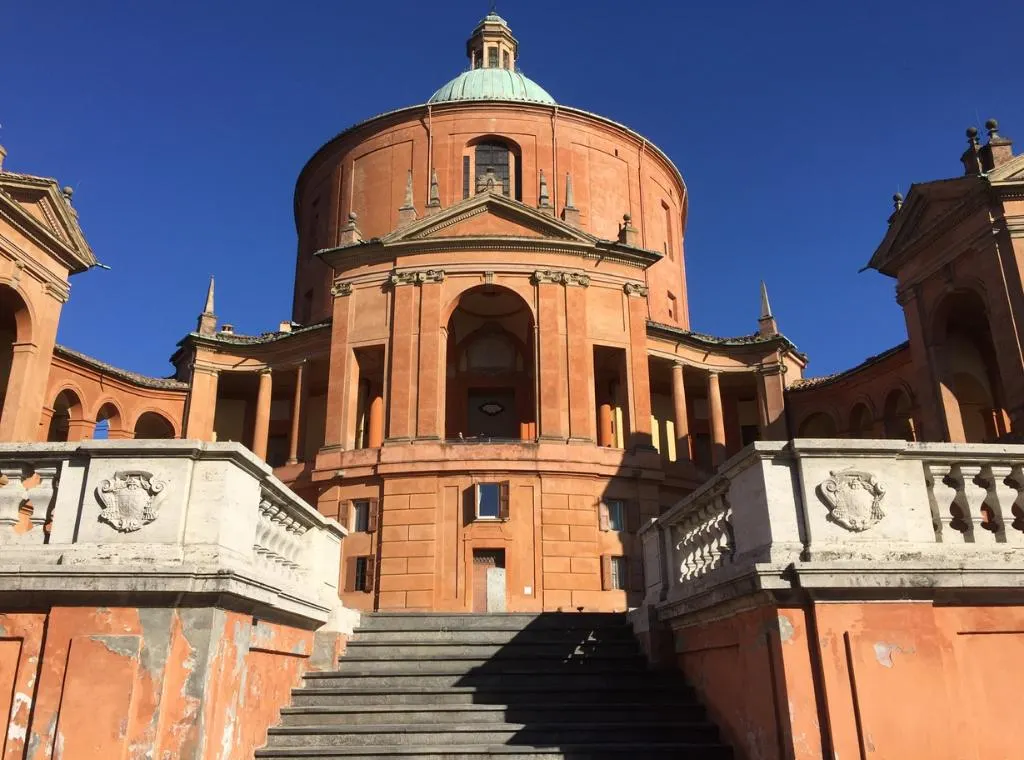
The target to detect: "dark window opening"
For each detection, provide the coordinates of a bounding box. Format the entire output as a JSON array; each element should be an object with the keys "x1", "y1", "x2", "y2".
[
  {"x1": 353, "y1": 500, "x2": 370, "y2": 532},
  {"x1": 354, "y1": 556, "x2": 369, "y2": 592},
  {"x1": 610, "y1": 557, "x2": 627, "y2": 590},
  {"x1": 473, "y1": 49, "x2": 482, "y2": 69},
  {"x1": 488, "y1": 46, "x2": 498, "y2": 68},
  {"x1": 463, "y1": 155, "x2": 471, "y2": 199},
  {"x1": 606, "y1": 500, "x2": 626, "y2": 531},
  {"x1": 474, "y1": 481, "x2": 509, "y2": 520},
  {"x1": 502, "y1": 51, "x2": 510, "y2": 69},
  {"x1": 301, "y1": 289, "x2": 313, "y2": 324},
  {"x1": 475, "y1": 142, "x2": 511, "y2": 197},
  {"x1": 741, "y1": 424, "x2": 760, "y2": 446}
]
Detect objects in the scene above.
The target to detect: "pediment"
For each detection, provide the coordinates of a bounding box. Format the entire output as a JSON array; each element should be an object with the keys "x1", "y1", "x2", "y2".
[
  {"x1": 0, "y1": 173, "x2": 96, "y2": 271},
  {"x1": 383, "y1": 192, "x2": 595, "y2": 245}
]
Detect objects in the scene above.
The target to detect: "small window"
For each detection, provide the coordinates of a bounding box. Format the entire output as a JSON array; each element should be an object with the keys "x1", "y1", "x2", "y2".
[
  {"x1": 475, "y1": 482, "x2": 509, "y2": 520},
  {"x1": 353, "y1": 500, "x2": 370, "y2": 532},
  {"x1": 463, "y1": 155, "x2": 471, "y2": 199},
  {"x1": 488, "y1": 46, "x2": 498, "y2": 68},
  {"x1": 473, "y1": 49, "x2": 482, "y2": 69},
  {"x1": 354, "y1": 556, "x2": 369, "y2": 592},
  {"x1": 667, "y1": 293, "x2": 676, "y2": 321},
  {"x1": 606, "y1": 500, "x2": 625, "y2": 532},
  {"x1": 610, "y1": 557, "x2": 627, "y2": 590},
  {"x1": 502, "y1": 50, "x2": 510, "y2": 69}
]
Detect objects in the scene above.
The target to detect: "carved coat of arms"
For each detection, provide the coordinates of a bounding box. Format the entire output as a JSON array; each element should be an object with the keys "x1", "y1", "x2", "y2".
[
  {"x1": 819, "y1": 469, "x2": 886, "y2": 532},
  {"x1": 96, "y1": 471, "x2": 168, "y2": 532}
]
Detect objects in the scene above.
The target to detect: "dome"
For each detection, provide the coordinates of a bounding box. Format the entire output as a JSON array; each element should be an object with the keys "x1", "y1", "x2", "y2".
[{"x1": 428, "y1": 68, "x2": 556, "y2": 105}]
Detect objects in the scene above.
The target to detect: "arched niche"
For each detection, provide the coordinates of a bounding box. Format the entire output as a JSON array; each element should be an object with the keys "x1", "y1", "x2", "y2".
[
  {"x1": 0, "y1": 285, "x2": 32, "y2": 430},
  {"x1": 797, "y1": 411, "x2": 838, "y2": 438},
  {"x1": 848, "y1": 403, "x2": 874, "y2": 439},
  {"x1": 445, "y1": 284, "x2": 535, "y2": 440},
  {"x1": 47, "y1": 389, "x2": 84, "y2": 442},
  {"x1": 882, "y1": 388, "x2": 916, "y2": 441},
  {"x1": 134, "y1": 411, "x2": 175, "y2": 440}
]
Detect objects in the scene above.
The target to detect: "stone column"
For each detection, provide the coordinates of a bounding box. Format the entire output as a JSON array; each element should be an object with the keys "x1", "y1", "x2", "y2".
[
  {"x1": 416, "y1": 280, "x2": 443, "y2": 440},
  {"x1": 0, "y1": 342, "x2": 39, "y2": 442},
  {"x1": 898, "y1": 287, "x2": 946, "y2": 441},
  {"x1": 287, "y1": 362, "x2": 305, "y2": 464},
  {"x1": 387, "y1": 279, "x2": 418, "y2": 441},
  {"x1": 183, "y1": 362, "x2": 219, "y2": 441},
  {"x1": 625, "y1": 284, "x2": 653, "y2": 447},
  {"x1": 66, "y1": 418, "x2": 95, "y2": 442},
  {"x1": 253, "y1": 369, "x2": 272, "y2": 461},
  {"x1": 671, "y1": 361, "x2": 690, "y2": 462},
  {"x1": 598, "y1": 399, "x2": 615, "y2": 447},
  {"x1": 535, "y1": 274, "x2": 567, "y2": 440},
  {"x1": 707, "y1": 370, "x2": 726, "y2": 467},
  {"x1": 324, "y1": 282, "x2": 352, "y2": 448},
  {"x1": 367, "y1": 389, "x2": 384, "y2": 448},
  {"x1": 756, "y1": 364, "x2": 789, "y2": 440},
  {"x1": 565, "y1": 281, "x2": 593, "y2": 442}
]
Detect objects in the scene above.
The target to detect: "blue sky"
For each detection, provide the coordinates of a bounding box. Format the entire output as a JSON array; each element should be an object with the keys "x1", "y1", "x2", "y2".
[{"x1": 5, "y1": 1, "x2": 1023, "y2": 378}]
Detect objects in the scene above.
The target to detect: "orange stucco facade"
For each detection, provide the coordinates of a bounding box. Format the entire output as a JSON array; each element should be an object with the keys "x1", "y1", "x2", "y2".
[{"x1": 2, "y1": 15, "x2": 1024, "y2": 621}]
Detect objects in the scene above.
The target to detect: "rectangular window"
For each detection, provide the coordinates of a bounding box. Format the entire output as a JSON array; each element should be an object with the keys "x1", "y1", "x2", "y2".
[
  {"x1": 354, "y1": 556, "x2": 369, "y2": 592},
  {"x1": 662, "y1": 200, "x2": 674, "y2": 260},
  {"x1": 353, "y1": 500, "x2": 370, "y2": 532},
  {"x1": 488, "y1": 46, "x2": 498, "y2": 68},
  {"x1": 475, "y1": 482, "x2": 510, "y2": 520},
  {"x1": 610, "y1": 557, "x2": 626, "y2": 590},
  {"x1": 463, "y1": 155, "x2": 471, "y2": 199},
  {"x1": 605, "y1": 499, "x2": 626, "y2": 532},
  {"x1": 502, "y1": 50, "x2": 510, "y2": 69},
  {"x1": 667, "y1": 293, "x2": 676, "y2": 321}
]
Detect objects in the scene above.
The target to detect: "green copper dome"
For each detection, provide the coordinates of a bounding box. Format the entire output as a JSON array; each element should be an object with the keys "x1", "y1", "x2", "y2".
[{"x1": 428, "y1": 68, "x2": 556, "y2": 106}]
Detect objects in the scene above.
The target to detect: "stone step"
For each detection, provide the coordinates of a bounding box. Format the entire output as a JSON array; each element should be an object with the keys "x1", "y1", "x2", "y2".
[
  {"x1": 325, "y1": 657, "x2": 649, "y2": 675},
  {"x1": 255, "y1": 743, "x2": 733, "y2": 759},
  {"x1": 278, "y1": 704, "x2": 706, "y2": 728},
  {"x1": 302, "y1": 672, "x2": 673, "y2": 690},
  {"x1": 357, "y1": 613, "x2": 629, "y2": 633},
  {"x1": 344, "y1": 642, "x2": 640, "y2": 659},
  {"x1": 290, "y1": 685, "x2": 698, "y2": 708},
  {"x1": 349, "y1": 628, "x2": 638, "y2": 645},
  {"x1": 264, "y1": 722, "x2": 722, "y2": 748}
]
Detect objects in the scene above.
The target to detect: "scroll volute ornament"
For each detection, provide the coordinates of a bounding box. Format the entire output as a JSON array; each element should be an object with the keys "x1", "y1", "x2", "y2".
[
  {"x1": 96, "y1": 471, "x2": 168, "y2": 533},
  {"x1": 819, "y1": 469, "x2": 886, "y2": 532}
]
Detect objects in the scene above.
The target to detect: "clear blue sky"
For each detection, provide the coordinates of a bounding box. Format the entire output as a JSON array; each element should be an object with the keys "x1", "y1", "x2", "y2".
[{"x1": 5, "y1": 1, "x2": 1023, "y2": 378}]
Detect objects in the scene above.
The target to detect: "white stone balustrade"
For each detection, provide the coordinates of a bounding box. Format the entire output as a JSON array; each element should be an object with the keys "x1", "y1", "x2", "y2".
[
  {"x1": 639, "y1": 439, "x2": 1024, "y2": 616},
  {"x1": 0, "y1": 440, "x2": 348, "y2": 627}
]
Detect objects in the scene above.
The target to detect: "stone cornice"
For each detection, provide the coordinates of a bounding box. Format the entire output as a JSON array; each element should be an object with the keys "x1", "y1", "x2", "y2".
[
  {"x1": 0, "y1": 177, "x2": 96, "y2": 273},
  {"x1": 0, "y1": 231, "x2": 73, "y2": 301},
  {"x1": 531, "y1": 269, "x2": 590, "y2": 287},
  {"x1": 330, "y1": 281, "x2": 352, "y2": 297},
  {"x1": 623, "y1": 281, "x2": 648, "y2": 297},
  {"x1": 388, "y1": 268, "x2": 445, "y2": 286}
]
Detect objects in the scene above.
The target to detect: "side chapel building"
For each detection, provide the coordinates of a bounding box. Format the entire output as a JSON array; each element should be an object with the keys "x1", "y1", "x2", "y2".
[{"x1": 2, "y1": 13, "x2": 1023, "y2": 613}]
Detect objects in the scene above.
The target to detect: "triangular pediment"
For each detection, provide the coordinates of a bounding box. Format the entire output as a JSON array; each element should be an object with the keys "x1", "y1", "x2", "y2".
[
  {"x1": 0, "y1": 172, "x2": 96, "y2": 272},
  {"x1": 383, "y1": 192, "x2": 596, "y2": 245}
]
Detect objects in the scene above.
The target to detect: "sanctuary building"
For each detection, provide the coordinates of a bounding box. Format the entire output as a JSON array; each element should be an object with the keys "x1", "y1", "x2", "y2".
[{"x1": 2, "y1": 12, "x2": 1022, "y2": 615}]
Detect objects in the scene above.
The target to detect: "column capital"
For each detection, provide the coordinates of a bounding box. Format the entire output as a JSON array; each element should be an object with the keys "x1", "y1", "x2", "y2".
[
  {"x1": 258, "y1": 367, "x2": 273, "y2": 376},
  {"x1": 706, "y1": 368, "x2": 721, "y2": 377},
  {"x1": 389, "y1": 269, "x2": 445, "y2": 287},
  {"x1": 623, "y1": 281, "x2": 648, "y2": 297},
  {"x1": 330, "y1": 281, "x2": 352, "y2": 297},
  {"x1": 532, "y1": 269, "x2": 590, "y2": 287}
]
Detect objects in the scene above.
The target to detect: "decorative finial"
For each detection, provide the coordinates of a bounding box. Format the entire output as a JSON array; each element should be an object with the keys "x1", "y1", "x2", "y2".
[
  {"x1": 62, "y1": 186, "x2": 74, "y2": 203},
  {"x1": 427, "y1": 168, "x2": 441, "y2": 208},
  {"x1": 759, "y1": 281, "x2": 772, "y2": 320},
  {"x1": 565, "y1": 172, "x2": 576, "y2": 209},
  {"x1": 966, "y1": 126, "x2": 979, "y2": 148},
  {"x1": 203, "y1": 276, "x2": 215, "y2": 314},
  {"x1": 402, "y1": 169, "x2": 414, "y2": 208},
  {"x1": 348, "y1": 211, "x2": 358, "y2": 222},
  {"x1": 892, "y1": 192, "x2": 904, "y2": 212},
  {"x1": 538, "y1": 169, "x2": 550, "y2": 207},
  {"x1": 986, "y1": 118, "x2": 1000, "y2": 139}
]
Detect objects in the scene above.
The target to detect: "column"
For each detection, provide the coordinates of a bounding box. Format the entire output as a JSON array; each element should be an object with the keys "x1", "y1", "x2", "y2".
[
  {"x1": 252, "y1": 368, "x2": 272, "y2": 461},
  {"x1": 898, "y1": 287, "x2": 946, "y2": 441},
  {"x1": 671, "y1": 361, "x2": 690, "y2": 461},
  {"x1": 324, "y1": 284, "x2": 352, "y2": 448},
  {"x1": 756, "y1": 365, "x2": 789, "y2": 440},
  {"x1": 368, "y1": 390, "x2": 384, "y2": 448},
  {"x1": 388, "y1": 282, "x2": 417, "y2": 441},
  {"x1": 0, "y1": 342, "x2": 39, "y2": 441},
  {"x1": 625, "y1": 287, "x2": 653, "y2": 447},
  {"x1": 183, "y1": 362, "x2": 218, "y2": 441},
  {"x1": 287, "y1": 362, "x2": 305, "y2": 464},
  {"x1": 598, "y1": 396, "x2": 615, "y2": 447},
  {"x1": 416, "y1": 280, "x2": 443, "y2": 439},
  {"x1": 536, "y1": 278, "x2": 566, "y2": 440},
  {"x1": 707, "y1": 370, "x2": 726, "y2": 467},
  {"x1": 566, "y1": 283, "x2": 593, "y2": 441},
  {"x1": 66, "y1": 418, "x2": 95, "y2": 442}
]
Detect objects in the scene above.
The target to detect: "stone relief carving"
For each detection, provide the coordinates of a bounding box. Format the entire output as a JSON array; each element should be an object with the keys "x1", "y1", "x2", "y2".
[
  {"x1": 531, "y1": 269, "x2": 590, "y2": 287},
  {"x1": 330, "y1": 281, "x2": 352, "y2": 297},
  {"x1": 389, "y1": 269, "x2": 445, "y2": 287},
  {"x1": 623, "y1": 282, "x2": 649, "y2": 297},
  {"x1": 96, "y1": 471, "x2": 168, "y2": 533},
  {"x1": 819, "y1": 469, "x2": 886, "y2": 532}
]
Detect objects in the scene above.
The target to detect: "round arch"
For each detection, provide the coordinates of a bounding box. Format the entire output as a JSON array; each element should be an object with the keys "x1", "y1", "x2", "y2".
[
  {"x1": 463, "y1": 134, "x2": 524, "y2": 201},
  {"x1": 441, "y1": 280, "x2": 537, "y2": 327},
  {"x1": 847, "y1": 402, "x2": 875, "y2": 439},
  {"x1": 47, "y1": 388, "x2": 85, "y2": 442},
  {"x1": 0, "y1": 284, "x2": 34, "y2": 432},
  {"x1": 93, "y1": 400, "x2": 125, "y2": 439},
  {"x1": 133, "y1": 410, "x2": 177, "y2": 440},
  {"x1": 882, "y1": 386, "x2": 917, "y2": 441},
  {"x1": 797, "y1": 410, "x2": 839, "y2": 438}
]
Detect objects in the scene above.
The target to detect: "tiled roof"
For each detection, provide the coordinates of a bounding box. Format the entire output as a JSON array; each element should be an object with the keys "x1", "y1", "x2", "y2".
[
  {"x1": 189, "y1": 319, "x2": 331, "y2": 346},
  {"x1": 647, "y1": 320, "x2": 804, "y2": 356},
  {"x1": 787, "y1": 341, "x2": 910, "y2": 392},
  {"x1": 54, "y1": 345, "x2": 188, "y2": 391}
]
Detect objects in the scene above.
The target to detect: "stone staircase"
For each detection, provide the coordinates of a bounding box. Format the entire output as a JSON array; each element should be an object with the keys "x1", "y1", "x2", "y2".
[{"x1": 256, "y1": 612, "x2": 732, "y2": 759}]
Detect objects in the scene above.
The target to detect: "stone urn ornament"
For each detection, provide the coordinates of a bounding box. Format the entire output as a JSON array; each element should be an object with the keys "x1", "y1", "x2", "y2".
[
  {"x1": 819, "y1": 469, "x2": 886, "y2": 532},
  {"x1": 96, "y1": 471, "x2": 168, "y2": 533}
]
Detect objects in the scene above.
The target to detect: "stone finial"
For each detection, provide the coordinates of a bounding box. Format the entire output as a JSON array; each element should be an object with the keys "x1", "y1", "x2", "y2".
[
  {"x1": 398, "y1": 169, "x2": 417, "y2": 226},
  {"x1": 758, "y1": 280, "x2": 778, "y2": 337},
  {"x1": 562, "y1": 172, "x2": 581, "y2": 228},
  {"x1": 618, "y1": 212, "x2": 639, "y2": 247},
  {"x1": 426, "y1": 168, "x2": 442, "y2": 215},
  {"x1": 538, "y1": 169, "x2": 553, "y2": 215},
  {"x1": 62, "y1": 186, "x2": 74, "y2": 203},
  {"x1": 339, "y1": 212, "x2": 362, "y2": 245},
  {"x1": 980, "y1": 117, "x2": 1014, "y2": 171},
  {"x1": 887, "y1": 192, "x2": 904, "y2": 225},
  {"x1": 197, "y1": 276, "x2": 217, "y2": 335},
  {"x1": 962, "y1": 127, "x2": 983, "y2": 175}
]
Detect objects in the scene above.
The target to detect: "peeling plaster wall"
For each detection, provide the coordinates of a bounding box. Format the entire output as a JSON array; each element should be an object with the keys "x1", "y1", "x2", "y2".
[
  {"x1": 0, "y1": 607, "x2": 343, "y2": 760},
  {"x1": 668, "y1": 601, "x2": 1024, "y2": 760}
]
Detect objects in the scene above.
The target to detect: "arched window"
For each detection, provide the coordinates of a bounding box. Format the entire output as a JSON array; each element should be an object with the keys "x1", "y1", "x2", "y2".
[
  {"x1": 134, "y1": 411, "x2": 175, "y2": 439},
  {"x1": 475, "y1": 142, "x2": 511, "y2": 196}
]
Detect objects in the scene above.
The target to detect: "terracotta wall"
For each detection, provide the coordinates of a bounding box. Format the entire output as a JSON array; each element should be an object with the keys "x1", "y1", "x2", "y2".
[
  {"x1": 0, "y1": 606, "x2": 340, "y2": 760},
  {"x1": 670, "y1": 600, "x2": 1024, "y2": 760}
]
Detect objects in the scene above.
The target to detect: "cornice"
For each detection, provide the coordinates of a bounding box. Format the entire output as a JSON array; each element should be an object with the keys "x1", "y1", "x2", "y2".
[
  {"x1": 0, "y1": 180, "x2": 95, "y2": 273},
  {"x1": 0, "y1": 231, "x2": 73, "y2": 301}
]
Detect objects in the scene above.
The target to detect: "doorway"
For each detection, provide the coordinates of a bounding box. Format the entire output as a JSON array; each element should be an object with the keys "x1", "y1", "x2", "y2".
[{"x1": 472, "y1": 549, "x2": 506, "y2": 612}]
